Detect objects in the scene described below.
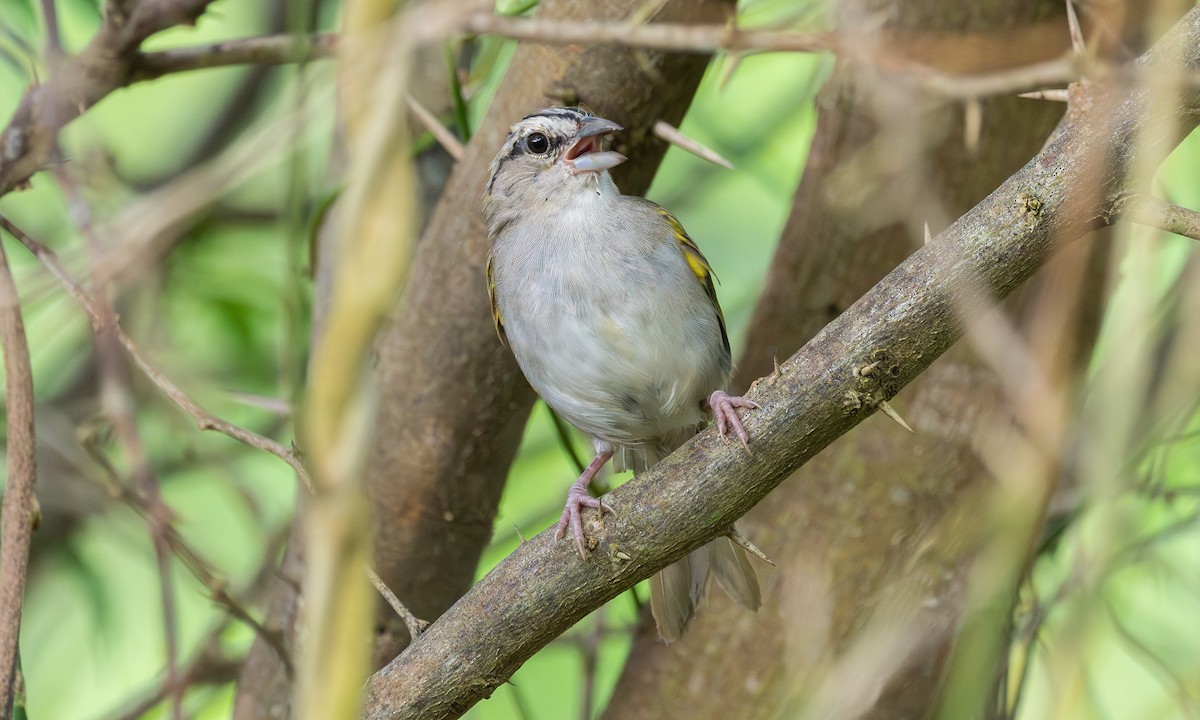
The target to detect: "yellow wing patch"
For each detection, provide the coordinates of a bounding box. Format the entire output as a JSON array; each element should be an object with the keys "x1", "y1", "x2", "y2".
[
  {"x1": 655, "y1": 206, "x2": 730, "y2": 356},
  {"x1": 659, "y1": 207, "x2": 717, "y2": 286},
  {"x1": 485, "y1": 254, "x2": 507, "y2": 346}
]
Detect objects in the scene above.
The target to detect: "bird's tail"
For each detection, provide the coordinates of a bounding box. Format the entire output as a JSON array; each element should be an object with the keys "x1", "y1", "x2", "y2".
[
  {"x1": 650, "y1": 534, "x2": 761, "y2": 643},
  {"x1": 628, "y1": 432, "x2": 762, "y2": 644}
]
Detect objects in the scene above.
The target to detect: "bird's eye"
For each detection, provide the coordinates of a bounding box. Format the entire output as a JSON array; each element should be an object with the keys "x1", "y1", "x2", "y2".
[{"x1": 525, "y1": 132, "x2": 550, "y2": 155}]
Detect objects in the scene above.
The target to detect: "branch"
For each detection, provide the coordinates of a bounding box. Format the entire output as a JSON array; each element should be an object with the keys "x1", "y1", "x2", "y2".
[
  {"x1": 0, "y1": 0, "x2": 219, "y2": 195},
  {"x1": 461, "y1": 13, "x2": 836, "y2": 54},
  {"x1": 462, "y1": 13, "x2": 1094, "y2": 101},
  {"x1": 361, "y1": 7, "x2": 1200, "y2": 718},
  {"x1": 368, "y1": 568, "x2": 429, "y2": 641},
  {"x1": 0, "y1": 221, "x2": 37, "y2": 718},
  {"x1": 132, "y1": 32, "x2": 337, "y2": 81},
  {"x1": 1124, "y1": 195, "x2": 1200, "y2": 242},
  {"x1": 0, "y1": 5, "x2": 1123, "y2": 201}
]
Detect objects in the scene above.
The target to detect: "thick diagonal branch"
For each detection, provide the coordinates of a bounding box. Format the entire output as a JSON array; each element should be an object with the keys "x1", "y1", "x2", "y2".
[{"x1": 360, "y1": 7, "x2": 1200, "y2": 719}]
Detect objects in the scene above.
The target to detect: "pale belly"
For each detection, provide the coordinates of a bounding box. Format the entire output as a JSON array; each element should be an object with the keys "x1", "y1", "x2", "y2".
[{"x1": 499, "y1": 255, "x2": 726, "y2": 447}]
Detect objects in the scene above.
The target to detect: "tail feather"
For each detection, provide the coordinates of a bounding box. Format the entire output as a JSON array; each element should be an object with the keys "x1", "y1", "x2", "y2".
[
  {"x1": 626, "y1": 431, "x2": 763, "y2": 643},
  {"x1": 649, "y1": 533, "x2": 761, "y2": 644},
  {"x1": 650, "y1": 560, "x2": 694, "y2": 643},
  {"x1": 705, "y1": 536, "x2": 761, "y2": 611}
]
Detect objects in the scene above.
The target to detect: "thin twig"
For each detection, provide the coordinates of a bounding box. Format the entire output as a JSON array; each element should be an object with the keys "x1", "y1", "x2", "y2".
[
  {"x1": 367, "y1": 567, "x2": 429, "y2": 641},
  {"x1": 461, "y1": 13, "x2": 837, "y2": 54},
  {"x1": 1124, "y1": 195, "x2": 1200, "y2": 243},
  {"x1": 39, "y1": 0, "x2": 62, "y2": 60},
  {"x1": 0, "y1": 216, "x2": 313, "y2": 491},
  {"x1": 406, "y1": 93, "x2": 465, "y2": 161},
  {"x1": 59, "y1": 165, "x2": 185, "y2": 720},
  {"x1": 0, "y1": 219, "x2": 37, "y2": 716},
  {"x1": 120, "y1": 338, "x2": 314, "y2": 491},
  {"x1": 912, "y1": 56, "x2": 1080, "y2": 100},
  {"x1": 105, "y1": 628, "x2": 243, "y2": 720},
  {"x1": 155, "y1": 518, "x2": 294, "y2": 674},
  {"x1": 133, "y1": 32, "x2": 338, "y2": 80},
  {"x1": 462, "y1": 12, "x2": 1085, "y2": 103},
  {"x1": 94, "y1": 467, "x2": 296, "y2": 674},
  {"x1": 149, "y1": 523, "x2": 183, "y2": 720}
]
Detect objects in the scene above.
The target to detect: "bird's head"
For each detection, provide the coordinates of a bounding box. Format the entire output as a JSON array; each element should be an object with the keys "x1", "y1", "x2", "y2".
[{"x1": 483, "y1": 107, "x2": 626, "y2": 225}]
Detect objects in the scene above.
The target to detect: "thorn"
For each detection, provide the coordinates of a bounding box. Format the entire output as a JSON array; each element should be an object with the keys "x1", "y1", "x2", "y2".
[
  {"x1": 1065, "y1": 0, "x2": 1085, "y2": 56},
  {"x1": 924, "y1": 221, "x2": 933, "y2": 245},
  {"x1": 653, "y1": 120, "x2": 735, "y2": 170},
  {"x1": 727, "y1": 527, "x2": 774, "y2": 566},
  {"x1": 877, "y1": 400, "x2": 914, "y2": 433},
  {"x1": 514, "y1": 525, "x2": 527, "y2": 543},
  {"x1": 1019, "y1": 89, "x2": 1070, "y2": 102},
  {"x1": 773, "y1": 352, "x2": 781, "y2": 376},
  {"x1": 406, "y1": 93, "x2": 465, "y2": 161},
  {"x1": 717, "y1": 52, "x2": 744, "y2": 92}
]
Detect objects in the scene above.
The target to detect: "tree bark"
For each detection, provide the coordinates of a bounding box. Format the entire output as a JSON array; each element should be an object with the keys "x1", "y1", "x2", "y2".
[
  {"x1": 232, "y1": 0, "x2": 734, "y2": 717},
  {"x1": 602, "y1": 3, "x2": 1151, "y2": 719},
  {"x1": 358, "y1": 3, "x2": 1200, "y2": 718}
]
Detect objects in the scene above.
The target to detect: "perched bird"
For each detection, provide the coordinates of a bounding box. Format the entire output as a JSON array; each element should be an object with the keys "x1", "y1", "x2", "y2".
[{"x1": 483, "y1": 106, "x2": 761, "y2": 642}]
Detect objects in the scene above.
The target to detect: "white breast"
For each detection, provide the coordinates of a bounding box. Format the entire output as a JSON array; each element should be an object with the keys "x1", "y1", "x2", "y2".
[{"x1": 491, "y1": 184, "x2": 728, "y2": 449}]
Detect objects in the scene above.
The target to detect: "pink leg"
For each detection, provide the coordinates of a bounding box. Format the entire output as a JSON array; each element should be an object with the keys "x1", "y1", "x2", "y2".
[
  {"x1": 555, "y1": 449, "x2": 615, "y2": 558},
  {"x1": 705, "y1": 390, "x2": 759, "y2": 452}
]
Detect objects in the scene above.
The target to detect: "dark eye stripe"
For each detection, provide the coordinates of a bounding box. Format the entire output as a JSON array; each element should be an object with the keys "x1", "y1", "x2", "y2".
[
  {"x1": 486, "y1": 108, "x2": 585, "y2": 193},
  {"x1": 486, "y1": 129, "x2": 555, "y2": 193}
]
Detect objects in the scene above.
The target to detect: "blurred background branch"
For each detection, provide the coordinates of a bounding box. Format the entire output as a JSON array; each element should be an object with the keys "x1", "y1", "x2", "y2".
[{"x1": 0, "y1": 216, "x2": 36, "y2": 720}]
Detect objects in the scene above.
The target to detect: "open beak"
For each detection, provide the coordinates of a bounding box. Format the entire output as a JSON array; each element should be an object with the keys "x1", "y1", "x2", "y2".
[{"x1": 565, "y1": 116, "x2": 626, "y2": 174}]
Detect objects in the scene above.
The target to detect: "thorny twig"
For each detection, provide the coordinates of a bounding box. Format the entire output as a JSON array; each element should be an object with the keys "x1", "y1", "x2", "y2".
[{"x1": 368, "y1": 568, "x2": 430, "y2": 641}]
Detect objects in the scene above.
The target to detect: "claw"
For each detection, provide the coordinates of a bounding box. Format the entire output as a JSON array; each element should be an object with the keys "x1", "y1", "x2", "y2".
[
  {"x1": 707, "y1": 390, "x2": 758, "y2": 453},
  {"x1": 555, "y1": 489, "x2": 613, "y2": 558},
  {"x1": 554, "y1": 450, "x2": 614, "y2": 558}
]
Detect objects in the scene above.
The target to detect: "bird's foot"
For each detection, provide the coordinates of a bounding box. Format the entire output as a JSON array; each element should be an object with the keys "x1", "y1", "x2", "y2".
[
  {"x1": 555, "y1": 486, "x2": 613, "y2": 558},
  {"x1": 707, "y1": 390, "x2": 759, "y2": 453},
  {"x1": 554, "y1": 451, "x2": 615, "y2": 558}
]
